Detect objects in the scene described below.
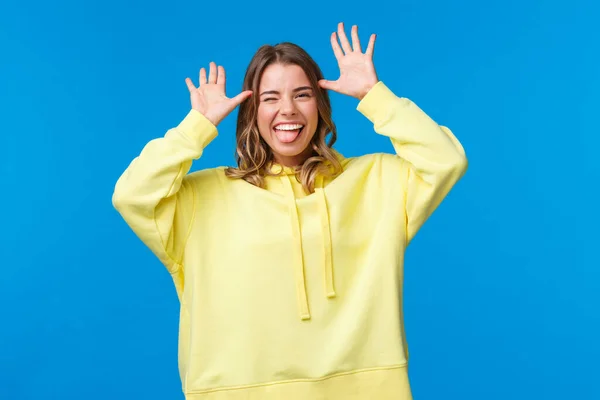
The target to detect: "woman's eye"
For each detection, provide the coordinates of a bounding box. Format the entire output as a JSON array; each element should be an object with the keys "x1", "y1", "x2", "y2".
[{"x1": 262, "y1": 93, "x2": 310, "y2": 102}]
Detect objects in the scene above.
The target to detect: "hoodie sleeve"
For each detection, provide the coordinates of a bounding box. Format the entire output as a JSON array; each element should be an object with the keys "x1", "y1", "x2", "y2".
[
  {"x1": 112, "y1": 109, "x2": 218, "y2": 276},
  {"x1": 357, "y1": 81, "x2": 468, "y2": 244}
]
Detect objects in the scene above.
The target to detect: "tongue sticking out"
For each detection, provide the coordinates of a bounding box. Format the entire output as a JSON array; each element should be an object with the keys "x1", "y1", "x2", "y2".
[{"x1": 275, "y1": 128, "x2": 302, "y2": 143}]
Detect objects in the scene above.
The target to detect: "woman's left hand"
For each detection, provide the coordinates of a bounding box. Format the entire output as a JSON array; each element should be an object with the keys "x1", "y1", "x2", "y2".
[{"x1": 319, "y1": 23, "x2": 379, "y2": 100}]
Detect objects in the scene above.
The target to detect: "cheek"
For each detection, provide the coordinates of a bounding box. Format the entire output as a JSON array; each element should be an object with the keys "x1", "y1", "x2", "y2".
[
  {"x1": 301, "y1": 102, "x2": 319, "y2": 129},
  {"x1": 257, "y1": 106, "x2": 274, "y2": 131}
]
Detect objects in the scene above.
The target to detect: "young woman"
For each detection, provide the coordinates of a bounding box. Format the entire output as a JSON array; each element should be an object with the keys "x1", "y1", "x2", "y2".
[{"x1": 113, "y1": 22, "x2": 468, "y2": 400}]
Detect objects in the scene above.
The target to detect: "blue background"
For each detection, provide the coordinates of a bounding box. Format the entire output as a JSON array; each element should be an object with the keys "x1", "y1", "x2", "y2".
[{"x1": 1, "y1": 0, "x2": 597, "y2": 399}]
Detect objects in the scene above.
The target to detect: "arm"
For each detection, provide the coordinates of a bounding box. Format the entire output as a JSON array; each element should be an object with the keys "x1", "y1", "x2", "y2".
[
  {"x1": 357, "y1": 81, "x2": 468, "y2": 243},
  {"x1": 320, "y1": 22, "x2": 467, "y2": 244},
  {"x1": 112, "y1": 110, "x2": 217, "y2": 273},
  {"x1": 112, "y1": 62, "x2": 252, "y2": 278}
]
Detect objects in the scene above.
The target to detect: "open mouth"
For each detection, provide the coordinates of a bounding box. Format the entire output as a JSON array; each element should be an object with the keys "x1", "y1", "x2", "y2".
[{"x1": 273, "y1": 124, "x2": 305, "y2": 143}]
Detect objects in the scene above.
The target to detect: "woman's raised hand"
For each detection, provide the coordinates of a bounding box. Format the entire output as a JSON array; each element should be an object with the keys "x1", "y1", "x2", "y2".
[
  {"x1": 319, "y1": 23, "x2": 379, "y2": 100},
  {"x1": 185, "y1": 62, "x2": 252, "y2": 126}
]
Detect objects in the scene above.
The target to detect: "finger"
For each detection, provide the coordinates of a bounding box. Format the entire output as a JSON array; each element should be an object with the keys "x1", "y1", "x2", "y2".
[
  {"x1": 185, "y1": 77, "x2": 196, "y2": 93},
  {"x1": 337, "y1": 22, "x2": 352, "y2": 54},
  {"x1": 351, "y1": 25, "x2": 362, "y2": 53},
  {"x1": 330, "y1": 32, "x2": 344, "y2": 61},
  {"x1": 199, "y1": 68, "x2": 207, "y2": 86},
  {"x1": 318, "y1": 79, "x2": 338, "y2": 91},
  {"x1": 366, "y1": 33, "x2": 376, "y2": 58},
  {"x1": 231, "y1": 90, "x2": 253, "y2": 106},
  {"x1": 208, "y1": 62, "x2": 217, "y2": 84},
  {"x1": 217, "y1": 65, "x2": 226, "y2": 86}
]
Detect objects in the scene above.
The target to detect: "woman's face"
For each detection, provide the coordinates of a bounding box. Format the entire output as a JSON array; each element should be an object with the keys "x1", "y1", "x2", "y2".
[{"x1": 257, "y1": 63, "x2": 319, "y2": 167}]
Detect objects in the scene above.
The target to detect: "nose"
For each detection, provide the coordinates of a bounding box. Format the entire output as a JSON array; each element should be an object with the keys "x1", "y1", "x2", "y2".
[{"x1": 280, "y1": 97, "x2": 297, "y2": 115}]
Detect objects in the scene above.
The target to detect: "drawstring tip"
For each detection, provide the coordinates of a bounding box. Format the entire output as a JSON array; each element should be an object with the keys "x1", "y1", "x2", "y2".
[
  {"x1": 326, "y1": 291, "x2": 336, "y2": 299},
  {"x1": 301, "y1": 313, "x2": 311, "y2": 321}
]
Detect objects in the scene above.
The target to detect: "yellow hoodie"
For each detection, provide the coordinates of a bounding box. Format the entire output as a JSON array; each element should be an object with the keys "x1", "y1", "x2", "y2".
[{"x1": 112, "y1": 81, "x2": 468, "y2": 399}]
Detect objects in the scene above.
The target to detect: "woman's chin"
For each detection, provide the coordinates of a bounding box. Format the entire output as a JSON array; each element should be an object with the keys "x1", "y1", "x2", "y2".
[
  {"x1": 271, "y1": 142, "x2": 314, "y2": 163},
  {"x1": 273, "y1": 144, "x2": 306, "y2": 156}
]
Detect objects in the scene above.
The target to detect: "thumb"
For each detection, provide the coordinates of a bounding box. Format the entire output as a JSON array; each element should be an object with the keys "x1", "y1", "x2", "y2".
[
  {"x1": 231, "y1": 90, "x2": 253, "y2": 106},
  {"x1": 318, "y1": 79, "x2": 338, "y2": 91}
]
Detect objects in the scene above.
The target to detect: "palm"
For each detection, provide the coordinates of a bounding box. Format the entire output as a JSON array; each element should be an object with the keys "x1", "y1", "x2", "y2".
[
  {"x1": 185, "y1": 62, "x2": 252, "y2": 126},
  {"x1": 191, "y1": 85, "x2": 228, "y2": 116},
  {"x1": 337, "y1": 53, "x2": 377, "y2": 93},
  {"x1": 319, "y1": 23, "x2": 379, "y2": 100}
]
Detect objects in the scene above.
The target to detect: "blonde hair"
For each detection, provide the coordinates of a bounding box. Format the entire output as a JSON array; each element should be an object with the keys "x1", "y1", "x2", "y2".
[{"x1": 224, "y1": 42, "x2": 342, "y2": 194}]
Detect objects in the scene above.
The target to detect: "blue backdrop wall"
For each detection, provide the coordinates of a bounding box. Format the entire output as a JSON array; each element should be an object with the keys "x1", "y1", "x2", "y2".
[{"x1": 1, "y1": 0, "x2": 597, "y2": 399}]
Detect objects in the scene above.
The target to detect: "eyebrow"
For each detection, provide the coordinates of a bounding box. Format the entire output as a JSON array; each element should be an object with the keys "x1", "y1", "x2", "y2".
[{"x1": 259, "y1": 86, "x2": 313, "y2": 96}]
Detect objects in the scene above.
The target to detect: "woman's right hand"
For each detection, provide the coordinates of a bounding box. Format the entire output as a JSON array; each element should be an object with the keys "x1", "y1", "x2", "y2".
[{"x1": 185, "y1": 62, "x2": 253, "y2": 127}]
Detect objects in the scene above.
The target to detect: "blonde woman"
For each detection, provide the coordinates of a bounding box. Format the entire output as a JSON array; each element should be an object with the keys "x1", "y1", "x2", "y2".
[{"x1": 113, "y1": 22, "x2": 468, "y2": 400}]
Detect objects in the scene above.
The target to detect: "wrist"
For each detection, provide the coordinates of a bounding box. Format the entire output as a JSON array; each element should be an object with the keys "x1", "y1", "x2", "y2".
[
  {"x1": 195, "y1": 109, "x2": 219, "y2": 127},
  {"x1": 357, "y1": 80, "x2": 379, "y2": 100}
]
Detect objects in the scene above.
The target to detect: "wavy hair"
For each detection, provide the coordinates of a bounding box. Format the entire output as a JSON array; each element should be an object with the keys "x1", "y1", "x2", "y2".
[{"x1": 224, "y1": 42, "x2": 342, "y2": 193}]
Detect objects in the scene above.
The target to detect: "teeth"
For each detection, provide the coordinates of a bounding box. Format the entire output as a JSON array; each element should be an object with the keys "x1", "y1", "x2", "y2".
[{"x1": 274, "y1": 124, "x2": 304, "y2": 131}]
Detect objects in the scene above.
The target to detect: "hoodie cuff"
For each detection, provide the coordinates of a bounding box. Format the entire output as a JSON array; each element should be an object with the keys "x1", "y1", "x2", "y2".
[
  {"x1": 176, "y1": 109, "x2": 219, "y2": 149},
  {"x1": 356, "y1": 81, "x2": 412, "y2": 124}
]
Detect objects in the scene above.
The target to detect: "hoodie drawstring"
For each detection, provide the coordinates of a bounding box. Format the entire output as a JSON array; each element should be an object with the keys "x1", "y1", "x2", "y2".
[
  {"x1": 280, "y1": 173, "x2": 336, "y2": 321},
  {"x1": 280, "y1": 174, "x2": 311, "y2": 320},
  {"x1": 315, "y1": 175, "x2": 336, "y2": 299}
]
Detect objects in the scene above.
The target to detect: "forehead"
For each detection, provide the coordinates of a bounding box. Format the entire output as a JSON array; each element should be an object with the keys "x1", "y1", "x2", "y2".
[{"x1": 259, "y1": 63, "x2": 311, "y2": 90}]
